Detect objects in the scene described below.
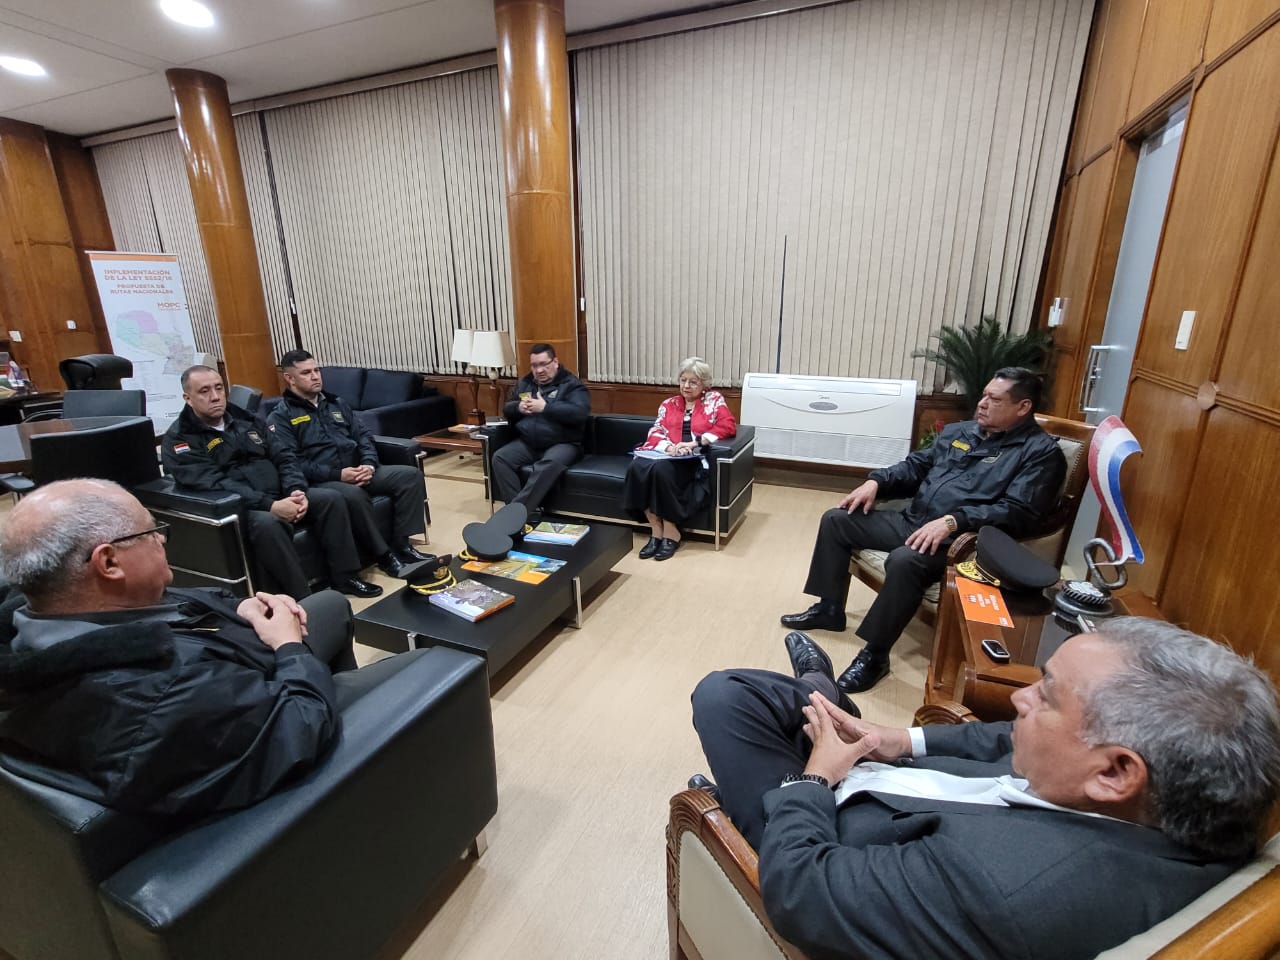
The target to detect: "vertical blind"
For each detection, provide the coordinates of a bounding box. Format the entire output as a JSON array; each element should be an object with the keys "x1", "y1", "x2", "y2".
[
  {"x1": 575, "y1": 0, "x2": 1094, "y2": 387},
  {"x1": 260, "y1": 67, "x2": 512, "y2": 373},
  {"x1": 93, "y1": 133, "x2": 223, "y2": 357}
]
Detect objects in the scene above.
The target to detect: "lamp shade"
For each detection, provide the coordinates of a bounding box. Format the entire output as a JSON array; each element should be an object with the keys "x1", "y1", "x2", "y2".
[
  {"x1": 450, "y1": 329, "x2": 474, "y2": 364},
  {"x1": 470, "y1": 331, "x2": 515, "y2": 370}
]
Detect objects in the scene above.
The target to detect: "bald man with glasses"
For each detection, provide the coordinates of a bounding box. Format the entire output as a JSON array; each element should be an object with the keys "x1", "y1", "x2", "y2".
[{"x1": 0, "y1": 478, "x2": 429, "y2": 817}]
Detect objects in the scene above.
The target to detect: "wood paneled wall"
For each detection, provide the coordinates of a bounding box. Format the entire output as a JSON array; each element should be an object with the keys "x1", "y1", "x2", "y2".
[
  {"x1": 1040, "y1": 1, "x2": 1280, "y2": 673},
  {"x1": 0, "y1": 120, "x2": 112, "y2": 389}
]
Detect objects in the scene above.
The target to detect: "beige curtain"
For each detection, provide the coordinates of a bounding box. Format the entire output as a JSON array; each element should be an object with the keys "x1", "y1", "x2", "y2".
[{"x1": 574, "y1": 0, "x2": 1094, "y2": 387}]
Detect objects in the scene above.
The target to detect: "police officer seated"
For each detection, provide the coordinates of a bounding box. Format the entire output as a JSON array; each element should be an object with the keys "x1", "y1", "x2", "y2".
[
  {"x1": 268, "y1": 350, "x2": 431, "y2": 579},
  {"x1": 163, "y1": 365, "x2": 382, "y2": 598}
]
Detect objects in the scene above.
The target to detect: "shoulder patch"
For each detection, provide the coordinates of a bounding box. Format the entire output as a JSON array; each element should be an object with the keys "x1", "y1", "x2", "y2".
[
  {"x1": 331, "y1": 411, "x2": 345, "y2": 423},
  {"x1": 290, "y1": 414, "x2": 311, "y2": 425},
  {"x1": 206, "y1": 437, "x2": 223, "y2": 451},
  {"x1": 172, "y1": 441, "x2": 190, "y2": 454},
  {"x1": 247, "y1": 430, "x2": 263, "y2": 444},
  {"x1": 267, "y1": 422, "x2": 276, "y2": 431}
]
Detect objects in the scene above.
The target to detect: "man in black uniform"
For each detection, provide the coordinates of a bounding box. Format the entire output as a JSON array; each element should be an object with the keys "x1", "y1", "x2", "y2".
[
  {"x1": 491, "y1": 343, "x2": 591, "y2": 519},
  {"x1": 268, "y1": 350, "x2": 431, "y2": 579},
  {"x1": 163, "y1": 365, "x2": 381, "y2": 598},
  {"x1": 781, "y1": 367, "x2": 1066, "y2": 693},
  {"x1": 0, "y1": 479, "x2": 426, "y2": 817}
]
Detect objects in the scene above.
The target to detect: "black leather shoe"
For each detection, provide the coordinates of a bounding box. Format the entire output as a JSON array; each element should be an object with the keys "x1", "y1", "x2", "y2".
[
  {"x1": 396, "y1": 543, "x2": 433, "y2": 564},
  {"x1": 837, "y1": 648, "x2": 890, "y2": 693},
  {"x1": 784, "y1": 631, "x2": 835, "y2": 683},
  {"x1": 638, "y1": 536, "x2": 661, "y2": 559},
  {"x1": 780, "y1": 601, "x2": 847, "y2": 632},
  {"x1": 687, "y1": 773, "x2": 722, "y2": 804},
  {"x1": 377, "y1": 552, "x2": 407, "y2": 579},
  {"x1": 334, "y1": 577, "x2": 383, "y2": 598},
  {"x1": 653, "y1": 538, "x2": 680, "y2": 561}
]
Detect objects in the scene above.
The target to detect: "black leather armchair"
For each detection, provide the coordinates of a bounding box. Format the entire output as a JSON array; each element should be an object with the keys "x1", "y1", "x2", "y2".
[
  {"x1": 0, "y1": 645, "x2": 497, "y2": 960},
  {"x1": 481, "y1": 413, "x2": 755, "y2": 548},
  {"x1": 135, "y1": 436, "x2": 430, "y2": 597}
]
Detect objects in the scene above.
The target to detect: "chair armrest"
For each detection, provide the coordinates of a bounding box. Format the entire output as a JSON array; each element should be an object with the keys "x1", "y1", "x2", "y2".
[
  {"x1": 1146, "y1": 868, "x2": 1280, "y2": 960},
  {"x1": 133, "y1": 477, "x2": 242, "y2": 520},
  {"x1": 946, "y1": 532, "x2": 978, "y2": 562},
  {"x1": 667, "y1": 789, "x2": 809, "y2": 960},
  {"x1": 912, "y1": 699, "x2": 981, "y2": 725},
  {"x1": 705, "y1": 427, "x2": 755, "y2": 462},
  {"x1": 373, "y1": 435, "x2": 421, "y2": 467},
  {"x1": 99, "y1": 646, "x2": 497, "y2": 960},
  {"x1": 479, "y1": 425, "x2": 517, "y2": 502}
]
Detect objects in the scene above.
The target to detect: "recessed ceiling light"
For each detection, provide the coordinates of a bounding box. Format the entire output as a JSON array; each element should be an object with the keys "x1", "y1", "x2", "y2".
[
  {"x1": 0, "y1": 56, "x2": 46, "y2": 77},
  {"x1": 160, "y1": 0, "x2": 215, "y2": 28}
]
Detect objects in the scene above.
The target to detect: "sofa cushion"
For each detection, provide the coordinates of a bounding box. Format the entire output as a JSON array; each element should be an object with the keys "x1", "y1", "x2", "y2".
[
  {"x1": 362, "y1": 369, "x2": 423, "y2": 410},
  {"x1": 321, "y1": 367, "x2": 366, "y2": 408},
  {"x1": 556, "y1": 454, "x2": 632, "y2": 499}
]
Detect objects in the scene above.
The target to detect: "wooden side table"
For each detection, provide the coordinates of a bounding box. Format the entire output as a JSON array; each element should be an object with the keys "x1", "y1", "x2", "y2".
[
  {"x1": 922, "y1": 566, "x2": 1160, "y2": 723},
  {"x1": 414, "y1": 426, "x2": 484, "y2": 456}
]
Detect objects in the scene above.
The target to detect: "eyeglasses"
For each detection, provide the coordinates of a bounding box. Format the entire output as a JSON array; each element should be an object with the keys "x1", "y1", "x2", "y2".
[
  {"x1": 84, "y1": 522, "x2": 170, "y2": 563},
  {"x1": 530, "y1": 359, "x2": 557, "y2": 370}
]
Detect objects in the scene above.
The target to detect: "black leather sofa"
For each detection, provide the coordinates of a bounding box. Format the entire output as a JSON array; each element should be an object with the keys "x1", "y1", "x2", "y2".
[
  {"x1": 0, "y1": 644, "x2": 497, "y2": 960},
  {"x1": 480, "y1": 413, "x2": 755, "y2": 548},
  {"x1": 260, "y1": 366, "x2": 456, "y2": 439},
  {"x1": 135, "y1": 436, "x2": 428, "y2": 597}
]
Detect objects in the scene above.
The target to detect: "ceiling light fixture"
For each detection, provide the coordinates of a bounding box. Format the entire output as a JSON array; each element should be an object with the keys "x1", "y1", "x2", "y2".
[
  {"x1": 160, "y1": 0, "x2": 215, "y2": 28},
  {"x1": 0, "y1": 56, "x2": 46, "y2": 77}
]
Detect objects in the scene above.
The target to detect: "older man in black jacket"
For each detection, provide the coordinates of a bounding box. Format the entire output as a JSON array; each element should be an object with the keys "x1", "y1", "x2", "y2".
[
  {"x1": 781, "y1": 367, "x2": 1066, "y2": 693},
  {"x1": 268, "y1": 350, "x2": 431, "y2": 579},
  {"x1": 163, "y1": 365, "x2": 381, "y2": 598},
  {"x1": 491, "y1": 343, "x2": 591, "y2": 520},
  {"x1": 0, "y1": 479, "x2": 424, "y2": 817}
]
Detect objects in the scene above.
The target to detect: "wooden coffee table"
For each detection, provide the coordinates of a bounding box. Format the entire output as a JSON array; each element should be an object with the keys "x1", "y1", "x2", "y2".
[{"x1": 415, "y1": 426, "x2": 483, "y2": 455}]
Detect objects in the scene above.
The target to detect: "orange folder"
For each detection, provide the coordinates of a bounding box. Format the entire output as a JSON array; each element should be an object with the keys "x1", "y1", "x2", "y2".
[{"x1": 955, "y1": 576, "x2": 1013, "y2": 627}]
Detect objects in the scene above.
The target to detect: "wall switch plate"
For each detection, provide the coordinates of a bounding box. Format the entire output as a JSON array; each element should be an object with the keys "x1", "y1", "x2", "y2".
[
  {"x1": 1175, "y1": 310, "x2": 1195, "y2": 350},
  {"x1": 1048, "y1": 297, "x2": 1067, "y2": 328},
  {"x1": 8, "y1": 331, "x2": 20, "y2": 342},
  {"x1": 66, "y1": 320, "x2": 77, "y2": 330}
]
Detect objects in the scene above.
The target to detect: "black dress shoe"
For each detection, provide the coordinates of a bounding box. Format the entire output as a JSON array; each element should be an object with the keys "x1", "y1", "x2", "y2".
[
  {"x1": 334, "y1": 577, "x2": 383, "y2": 598},
  {"x1": 396, "y1": 543, "x2": 434, "y2": 564},
  {"x1": 638, "y1": 536, "x2": 661, "y2": 559},
  {"x1": 377, "y1": 552, "x2": 407, "y2": 578},
  {"x1": 780, "y1": 600, "x2": 847, "y2": 632},
  {"x1": 687, "y1": 773, "x2": 722, "y2": 804},
  {"x1": 784, "y1": 631, "x2": 836, "y2": 683},
  {"x1": 653, "y1": 538, "x2": 681, "y2": 561},
  {"x1": 837, "y1": 647, "x2": 890, "y2": 693}
]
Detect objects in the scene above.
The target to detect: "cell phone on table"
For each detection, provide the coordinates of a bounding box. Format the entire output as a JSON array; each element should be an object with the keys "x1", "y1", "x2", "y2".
[{"x1": 981, "y1": 638, "x2": 1011, "y2": 663}]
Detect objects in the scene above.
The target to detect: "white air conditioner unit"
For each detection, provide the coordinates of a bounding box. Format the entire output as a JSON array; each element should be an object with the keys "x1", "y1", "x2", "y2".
[{"x1": 740, "y1": 373, "x2": 918, "y2": 469}]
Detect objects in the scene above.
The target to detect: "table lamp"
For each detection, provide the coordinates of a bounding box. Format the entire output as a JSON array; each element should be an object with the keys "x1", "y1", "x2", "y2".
[
  {"x1": 469, "y1": 331, "x2": 516, "y2": 420},
  {"x1": 451, "y1": 329, "x2": 482, "y2": 425}
]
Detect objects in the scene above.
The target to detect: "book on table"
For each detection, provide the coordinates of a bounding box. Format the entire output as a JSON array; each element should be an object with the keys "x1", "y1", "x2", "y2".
[
  {"x1": 428, "y1": 579, "x2": 515, "y2": 621},
  {"x1": 522, "y1": 521, "x2": 590, "y2": 545},
  {"x1": 461, "y1": 550, "x2": 567, "y2": 584}
]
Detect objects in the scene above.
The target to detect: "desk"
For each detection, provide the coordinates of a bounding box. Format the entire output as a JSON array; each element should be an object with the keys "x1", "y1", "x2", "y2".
[
  {"x1": 0, "y1": 416, "x2": 150, "y2": 473},
  {"x1": 923, "y1": 566, "x2": 1160, "y2": 722},
  {"x1": 0, "y1": 389, "x2": 62, "y2": 426}
]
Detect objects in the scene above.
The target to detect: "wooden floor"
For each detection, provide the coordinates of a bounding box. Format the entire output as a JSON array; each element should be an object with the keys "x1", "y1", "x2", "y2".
[
  {"x1": 350, "y1": 455, "x2": 932, "y2": 960},
  {"x1": 0, "y1": 457, "x2": 934, "y2": 960}
]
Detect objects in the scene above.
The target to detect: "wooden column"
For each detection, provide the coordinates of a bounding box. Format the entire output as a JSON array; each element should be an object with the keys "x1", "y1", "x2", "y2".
[
  {"x1": 494, "y1": 0, "x2": 578, "y2": 374},
  {"x1": 0, "y1": 119, "x2": 108, "y2": 390},
  {"x1": 166, "y1": 69, "x2": 278, "y2": 393}
]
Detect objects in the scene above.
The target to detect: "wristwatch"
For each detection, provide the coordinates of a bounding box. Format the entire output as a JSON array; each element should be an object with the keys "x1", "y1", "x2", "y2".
[
  {"x1": 781, "y1": 772, "x2": 830, "y2": 789},
  {"x1": 942, "y1": 514, "x2": 958, "y2": 533}
]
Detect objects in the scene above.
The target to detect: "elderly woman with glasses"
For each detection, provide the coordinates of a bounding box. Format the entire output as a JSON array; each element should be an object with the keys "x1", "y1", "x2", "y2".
[{"x1": 623, "y1": 357, "x2": 737, "y2": 561}]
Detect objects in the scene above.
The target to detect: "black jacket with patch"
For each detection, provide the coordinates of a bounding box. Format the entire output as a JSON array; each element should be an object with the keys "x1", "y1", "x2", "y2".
[
  {"x1": 267, "y1": 389, "x2": 379, "y2": 485},
  {"x1": 502, "y1": 366, "x2": 591, "y2": 451}
]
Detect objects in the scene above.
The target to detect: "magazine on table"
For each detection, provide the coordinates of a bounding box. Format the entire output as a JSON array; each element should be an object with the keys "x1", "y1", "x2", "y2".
[
  {"x1": 428, "y1": 578, "x2": 515, "y2": 621},
  {"x1": 461, "y1": 550, "x2": 567, "y2": 584},
  {"x1": 522, "y1": 521, "x2": 590, "y2": 545}
]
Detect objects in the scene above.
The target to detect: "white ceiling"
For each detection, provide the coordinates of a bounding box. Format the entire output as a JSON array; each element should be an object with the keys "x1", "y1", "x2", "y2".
[{"x1": 0, "y1": 0, "x2": 731, "y2": 137}]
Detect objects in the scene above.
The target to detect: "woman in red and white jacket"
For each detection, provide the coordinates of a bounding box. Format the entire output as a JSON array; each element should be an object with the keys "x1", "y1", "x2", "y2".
[{"x1": 622, "y1": 357, "x2": 737, "y2": 561}]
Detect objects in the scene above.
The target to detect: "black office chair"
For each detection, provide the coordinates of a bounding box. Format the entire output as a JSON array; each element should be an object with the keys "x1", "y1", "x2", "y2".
[
  {"x1": 60, "y1": 389, "x2": 147, "y2": 419},
  {"x1": 58, "y1": 354, "x2": 133, "y2": 390},
  {"x1": 29, "y1": 416, "x2": 160, "y2": 488},
  {"x1": 227, "y1": 383, "x2": 263, "y2": 415}
]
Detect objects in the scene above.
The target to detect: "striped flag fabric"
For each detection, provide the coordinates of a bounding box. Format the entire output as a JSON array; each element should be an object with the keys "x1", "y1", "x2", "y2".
[{"x1": 1088, "y1": 415, "x2": 1144, "y2": 564}]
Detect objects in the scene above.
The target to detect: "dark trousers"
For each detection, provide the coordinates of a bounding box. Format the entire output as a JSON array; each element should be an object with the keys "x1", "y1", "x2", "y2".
[
  {"x1": 244, "y1": 487, "x2": 362, "y2": 598},
  {"x1": 691, "y1": 668, "x2": 823, "y2": 849},
  {"x1": 297, "y1": 589, "x2": 433, "y2": 710},
  {"x1": 491, "y1": 438, "x2": 581, "y2": 514},
  {"x1": 803, "y1": 507, "x2": 950, "y2": 656},
  {"x1": 316, "y1": 464, "x2": 425, "y2": 557}
]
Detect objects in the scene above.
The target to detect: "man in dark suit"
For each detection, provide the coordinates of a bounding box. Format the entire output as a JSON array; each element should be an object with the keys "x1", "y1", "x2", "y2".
[{"x1": 690, "y1": 622, "x2": 1280, "y2": 960}]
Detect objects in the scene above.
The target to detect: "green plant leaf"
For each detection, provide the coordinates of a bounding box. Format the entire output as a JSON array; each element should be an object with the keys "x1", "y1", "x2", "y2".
[{"x1": 913, "y1": 316, "x2": 1052, "y2": 410}]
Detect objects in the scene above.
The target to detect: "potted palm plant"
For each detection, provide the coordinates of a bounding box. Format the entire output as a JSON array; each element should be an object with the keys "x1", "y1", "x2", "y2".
[{"x1": 913, "y1": 315, "x2": 1053, "y2": 412}]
